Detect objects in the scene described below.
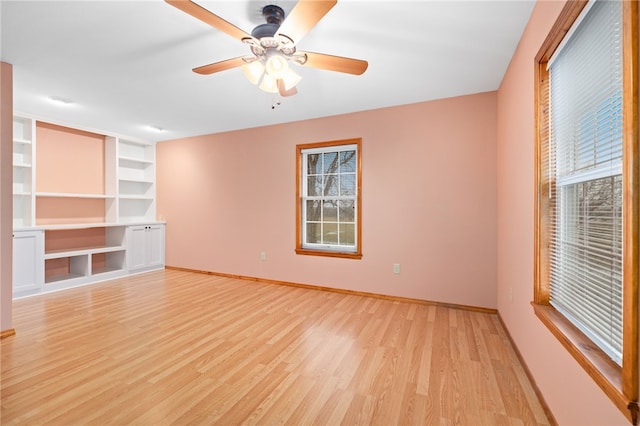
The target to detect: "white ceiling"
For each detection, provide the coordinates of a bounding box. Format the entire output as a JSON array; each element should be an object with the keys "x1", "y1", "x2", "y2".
[{"x1": 1, "y1": 0, "x2": 535, "y2": 142}]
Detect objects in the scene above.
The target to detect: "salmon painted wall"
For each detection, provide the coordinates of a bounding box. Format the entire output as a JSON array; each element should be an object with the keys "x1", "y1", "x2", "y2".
[
  {"x1": 36, "y1": 122, "x2": 105, "y2": 194},
  {"x1": 35, "y1": 122, "x2": 106, "y2": 225},
  {"x1": 157, "y1": 92, "x2": 497, "y2": 309},
  {"x1": 496, "y1": 1, "x2": 629, "y2": 424}
]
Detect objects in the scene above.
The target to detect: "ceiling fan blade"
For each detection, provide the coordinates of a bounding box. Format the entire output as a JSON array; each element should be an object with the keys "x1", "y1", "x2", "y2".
[
  {"x1": 277, "y1": 80, "x2": 298, "y2": 97},
  {"x1": 275, "y1": 0, "x2": 337, "y2": 44},
  {"x1": 165, "y1": 0, "x2": 251, "y2": 41},
  {"x1": 302, "y1": 52, "x2": 368, "y2": 75},
  {"x1": 193, "y1": 57, "x2": 246, "y2": 75}
]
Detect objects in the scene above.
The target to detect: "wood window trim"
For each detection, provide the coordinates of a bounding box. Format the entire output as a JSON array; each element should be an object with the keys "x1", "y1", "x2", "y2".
[
  {"x1": 533, "y1": 1, "x2": 639, "y2": 424},
  {"x1": 295, "y1": 138, "x2": 363, "y2": 260}
]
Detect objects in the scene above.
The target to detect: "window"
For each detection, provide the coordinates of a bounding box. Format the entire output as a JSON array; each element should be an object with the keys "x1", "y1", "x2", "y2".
[
  {"x1": 534, "y1": 0, "x2": 638, "y2": 423},
  {"x1": 296, "y1": 139, "x2": 362, "y2": 259}
]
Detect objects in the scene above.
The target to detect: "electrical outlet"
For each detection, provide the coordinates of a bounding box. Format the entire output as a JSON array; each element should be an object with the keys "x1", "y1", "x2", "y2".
[
  {"x1": 260, "y1": 251, "x2": 267, "y2": 261},
  {"x1": 393, "y1": 263, "x2": 401, "y2": 274}
]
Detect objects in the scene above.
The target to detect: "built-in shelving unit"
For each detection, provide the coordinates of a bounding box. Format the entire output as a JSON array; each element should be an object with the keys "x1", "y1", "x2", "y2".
[{"x1": 12, "y1": 114, "x2": 165, "y2": 298}]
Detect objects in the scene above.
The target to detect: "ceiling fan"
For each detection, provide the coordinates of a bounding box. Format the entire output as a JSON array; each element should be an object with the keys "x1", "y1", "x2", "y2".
[{"x1": 165, "y1": 0, "x2": 368, "y2": 97}]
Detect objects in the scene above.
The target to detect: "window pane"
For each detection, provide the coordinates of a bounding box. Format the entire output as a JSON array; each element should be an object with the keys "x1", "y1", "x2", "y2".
[
  {"x1": 324, "y1": 175, "x2": 339, "y2": 196},
  {"x1": 306, "y1": 200, "x2": 321, "y2": 221},
  {"x1": 323, "y1": 152, "x2": 338, "y2": 173},
  {"x1": 339, "y1": 200, "x2": 354, "y2": 222},
  {"x1": 340, "y1": 151, "x2": 356, "y2": 172},
  {"x1": 323, "y1": 200, "x2": 338, "y2": 221},
  {"x1": 550, "y1": 0, "x2": 622, "y2": 179},
  {"x1": 323, "y1": 223, "x2": 338, "y2": 244},
  {"x1": 306, "y1": 222, "x2": 321, "y2": 244},
  {"x1": 307, "y1": 176, "x2": 322, "y2": 196},
  {"x1": 307, "y1": 153, "x2": 320, "y2": 174},
  {"x1": 339, "y1": 224, "x2": 355, "y2": 246},
  {"x1": 340, "y1": 174, "x2": 355, "y2": 195},
  {"x1": 551, "y1": 175, "x2": 623, "y2": 362}
]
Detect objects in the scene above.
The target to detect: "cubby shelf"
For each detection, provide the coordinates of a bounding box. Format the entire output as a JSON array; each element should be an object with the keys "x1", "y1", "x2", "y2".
[
  {"x1": 44, "y1": 245, "x2": 126, "y2": 259},
  {"x1": 46, "y1": 272, "x2": 85, "y2": 284},
  {"x1": 119, "y1": 195, "x2": 154, "y2": 200},
  {"x1": 120, "y1": 178, "x2": 154, "y2": 184},
  {"x1": 40, "y1": 222, "x2": 125, "y2": 230},
  {"x1": 119, "y1": 156, "x2": 153, "y2": 165}
]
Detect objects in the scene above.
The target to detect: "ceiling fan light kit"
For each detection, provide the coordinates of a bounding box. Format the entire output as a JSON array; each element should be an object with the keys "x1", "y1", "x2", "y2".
[
  {"x1": 259, "y1": 73, "x2": 279, "y2": 94},
  {"x1": 242, "y1": 60, "x2": 265, "y2": 85},
  {"x1": 165, "y1": 0, "x2": 368, "y2": 99}
]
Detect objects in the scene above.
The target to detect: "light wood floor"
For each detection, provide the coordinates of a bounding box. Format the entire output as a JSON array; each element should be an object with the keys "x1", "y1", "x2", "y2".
[{"x1": 1, "y1": 269, "x2": 551, "y2": 425}]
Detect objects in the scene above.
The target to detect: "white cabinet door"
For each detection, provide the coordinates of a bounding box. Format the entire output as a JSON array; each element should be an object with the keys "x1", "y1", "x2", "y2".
[
  {"x1": 13, "y1": 230, "x2": 44, "y2": 296},
  {"x1": 146, "y1": 224, "x2": 165, "y2": 268},
  {"x1": 127, "y1": 226, "x2": 149, "y2": 271},
  {"x1": 127, "y1": 224, "x2": 165, "y2": 272}
]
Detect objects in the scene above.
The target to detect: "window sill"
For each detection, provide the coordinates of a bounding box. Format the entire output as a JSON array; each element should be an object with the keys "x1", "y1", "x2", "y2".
[
  {"x1": 295, "y1": 248, "x2": 362, "y2": 259},
  {"x1": 532, "y1": 302, "x2": 636, "y2": 423}
]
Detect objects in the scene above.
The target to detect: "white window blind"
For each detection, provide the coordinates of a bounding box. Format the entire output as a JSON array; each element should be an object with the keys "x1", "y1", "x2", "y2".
[{"x1": 547, "y1": 0, "x2": 623, "y2": 364}]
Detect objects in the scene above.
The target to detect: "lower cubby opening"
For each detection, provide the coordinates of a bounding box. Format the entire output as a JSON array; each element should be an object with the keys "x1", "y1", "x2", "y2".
[
  {"x1": 45, "y1": 255, "x2": 88, "y2": 284},
  {"x1": 91, "y1": 251, "x2": 125, "y2": 275}
]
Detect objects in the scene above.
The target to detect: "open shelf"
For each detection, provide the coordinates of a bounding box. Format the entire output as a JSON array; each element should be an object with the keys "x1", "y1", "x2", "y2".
[
  {"x1": 46, "y1": 273, "x2": 85, "y2": 284},
  {"x1": 13, "y1": 197, "x2": 33, "y2": 229},
  {"x1": 36, "y1": 192, "x2": 115, "y2": 199},
  {"x1": 45, "y1": 245, "x2": 126, "y2": 259},
  {"x1": 119, "y1": 177, "x2": 154, "y2": 184},
  {"x1": 119, "y1": 139, "x2": 154, "y2": 159},
  {"x1": 119, "y1": 180, "x2": 154, "y2": 198},
  {"x1": 45, "y1": 255, "x2": 88, "y2": 284},
  {"x1": 92, "y1": 251, "x2": 126, "y2": 276},
  {"x1": 119, "y1": 198, "x2": 155, "y2": 223},
  {"x1": 119, "y1": 156, "x2": 153, "y2": 166},
  {"x1": 38, "y1": 222, "x2": 125, "y2": 230},
  {"x1": 119, "y1": 195, "x2": 154, "y2": 200},
  {"x1": 36, "y1": 197, "x2": 107, "y2": 226}
]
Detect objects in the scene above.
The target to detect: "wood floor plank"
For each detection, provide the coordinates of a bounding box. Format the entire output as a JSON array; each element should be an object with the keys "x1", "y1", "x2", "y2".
[{"x1": 1, "y1": 269, "x2": 551, "y2": 425}]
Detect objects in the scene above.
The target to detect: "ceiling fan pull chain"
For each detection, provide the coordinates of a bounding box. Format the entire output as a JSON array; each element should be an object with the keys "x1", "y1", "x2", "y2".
[{"x1": 271, "y1": 96, "x2": 282, "y2": 110}]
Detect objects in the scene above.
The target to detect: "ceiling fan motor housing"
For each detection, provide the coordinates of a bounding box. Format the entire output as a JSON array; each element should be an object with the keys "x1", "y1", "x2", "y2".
[
  {"x1": 251, "y1": 23, "x2": 279, "y2": 39},
  {"x1": 262, "y1": 5, "x2": 284, "y2": 25},
  {"x1": 251, "y1": 5, "x2": 285, "y2": 39}
]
